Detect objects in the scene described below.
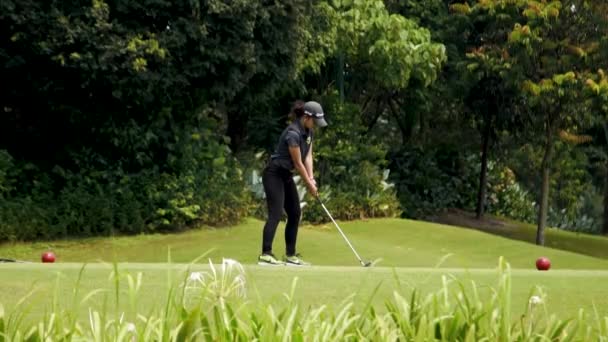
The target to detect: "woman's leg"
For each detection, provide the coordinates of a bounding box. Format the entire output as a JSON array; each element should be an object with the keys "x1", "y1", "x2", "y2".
[
  {"x1": 261, "y1": 166, "x2": 285, "y2": 254},
  {"x1": 283, "y1": 176, "x2": 302, "y2": 256}
]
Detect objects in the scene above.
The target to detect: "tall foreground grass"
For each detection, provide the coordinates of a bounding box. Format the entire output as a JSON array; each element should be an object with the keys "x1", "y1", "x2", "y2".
[{"x1": 1, "y1": 258, "x2": 607, "y2": 341}]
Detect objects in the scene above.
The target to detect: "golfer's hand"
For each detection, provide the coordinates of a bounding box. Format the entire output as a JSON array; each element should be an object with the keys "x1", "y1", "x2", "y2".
[{"x1": 307, "y1": 182, "x2": 318, "y2": 197}]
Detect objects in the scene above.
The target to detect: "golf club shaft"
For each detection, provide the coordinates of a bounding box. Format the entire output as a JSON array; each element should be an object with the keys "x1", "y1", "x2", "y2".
[{"x1": 318, "y1": 199, "x2": 365, "y2": 264}]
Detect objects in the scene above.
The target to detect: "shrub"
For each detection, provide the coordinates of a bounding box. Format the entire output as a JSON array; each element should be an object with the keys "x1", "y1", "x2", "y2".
[
  {"x1": 0, "y1": 150, "x2": 14, "y2": 199},
  {"x1": 486, "y1": 162, "x2": 537, "y2": 223},
  {"x1": 309, "y1": 96, "x2": 401, "y2": 222},
  {"x1": 389, "y1": 146, "x2": 478, "y2": 218},
  {"x1": 0, "y1": 123, "x2": 250, "y2": 242}
]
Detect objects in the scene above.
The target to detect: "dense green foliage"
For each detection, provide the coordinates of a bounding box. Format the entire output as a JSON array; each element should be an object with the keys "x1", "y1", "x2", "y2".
[
  {"x1": 1, "y1": 0, "x2": 608, "y2": 241},
  {"x1": 0, "y1": 0, "x2": 305, "y2": 240}
]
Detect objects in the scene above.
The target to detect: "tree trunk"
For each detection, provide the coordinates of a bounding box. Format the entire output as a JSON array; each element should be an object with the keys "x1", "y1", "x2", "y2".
[
  {"x1": 604, "y1": 159, "x2": 608, "y2": 235},
  {"x1": 603, "y1": 123, "x2": 608, "y2": 235},
  {"x1": 388, "y1": 99, "x2": 409, "y2": 145},
  {"x1": 363, "y1": 96, "x2": 383, "y2": 134},
  {"x1": 536, "y1": 126, "x2": 554, "y2": 246},
  {"x1": 337, "y1": 53, "x2": 345, "y2": 103},
  {"x1": 476, "y1": 116, "x2": 492, "y2": 219},
  {"x1": 226, "y1": 111, "x2": 247, "y2": 153}
]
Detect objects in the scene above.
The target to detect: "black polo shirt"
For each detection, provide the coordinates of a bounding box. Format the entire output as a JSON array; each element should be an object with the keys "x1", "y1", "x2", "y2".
[{"x1": 270, "y1": 120, "x2": 313, "y2": 171}]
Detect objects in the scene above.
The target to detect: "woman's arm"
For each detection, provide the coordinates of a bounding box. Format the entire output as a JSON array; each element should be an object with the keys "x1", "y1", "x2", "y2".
[
  {"x1": 289, "y1": 146, "x2": 317, "y2": 196},
  {"x1": 304, "y1": 143, "x2": 314, "y2": 184}
]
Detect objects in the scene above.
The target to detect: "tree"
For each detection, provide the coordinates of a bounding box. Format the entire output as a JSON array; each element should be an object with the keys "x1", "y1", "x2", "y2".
[
  {"x1": 586, "y1": 70, "x2": 608, "y2": 234},
  {"x1": 388, "y1": 1, "x2": 522, "y2": 219},
  {"x1": 581, "y1": 0, "x2": 608, "y2": 235},
  {"x1": 452, "y1": 1, "x2": 525, "y2": 219},
  {"x1": 457, "y1": 0, "x2": 603, "y2": 244},
  {"x1": 0, "y1": 0, "x2": 314, "y2": 162},
  {"x1": 0, "y1": 0, "x2": 315, "y2": 237},
  {"x1": 222, "y1": 0, "x2": 449, "y2": 151},
  {"x1": 223, "y1": 0, "x2": 312, "y2": 152},
  {"x1": 309, "y1": 0, "x2": 447, "y2": 143},
  {"x1": 508, "y1": 0, "x2": 602, "y2": 244}
]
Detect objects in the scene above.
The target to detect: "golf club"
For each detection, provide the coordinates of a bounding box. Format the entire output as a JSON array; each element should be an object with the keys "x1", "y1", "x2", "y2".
[{"x1": 316, "y1": 196, "x2": 372, "y2": 267}]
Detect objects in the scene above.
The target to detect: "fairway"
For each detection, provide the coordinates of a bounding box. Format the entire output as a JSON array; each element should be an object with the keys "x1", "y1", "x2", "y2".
[
  {"x1": 2, "y1": 218, "x2": 608, "y2": 324},
  {"x1": 1, "y1": 263, "x2": 608, "y2": 322},
  {"x1": 1, "y1": 218, "x2": 607, "y2": 269}
]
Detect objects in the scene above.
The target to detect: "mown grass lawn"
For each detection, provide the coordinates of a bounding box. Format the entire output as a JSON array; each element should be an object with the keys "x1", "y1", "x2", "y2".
[
  {"x1": 1, "y1": 218, "x2": 607, "y2": 269},
  {"x1": 2, "y1": 217, "x2": 608, "y2": 322},
  {"x1": 1, "y1": 263, "x2": 608, "y2": 322},
  {"x1": 435, "y1": 209, "x2": 608, "y2": 260}
]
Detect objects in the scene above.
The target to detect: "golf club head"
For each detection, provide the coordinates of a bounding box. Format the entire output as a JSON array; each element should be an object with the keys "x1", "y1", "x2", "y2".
[{"x1": 362, "y1": 260, "x2": 372, "y2": 267}]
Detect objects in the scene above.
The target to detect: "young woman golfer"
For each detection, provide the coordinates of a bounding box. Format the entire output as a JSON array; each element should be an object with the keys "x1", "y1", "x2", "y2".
[{"x1": 258, "y1": 100, "x2": 327, "y2": 266}]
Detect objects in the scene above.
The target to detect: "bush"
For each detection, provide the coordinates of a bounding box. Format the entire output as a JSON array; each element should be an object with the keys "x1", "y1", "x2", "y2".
[
  {"x1": 389, "y1": 146, "x2": 478, "y2": 218},
  {"x1": 505, "y1": 141, "x2": 602, "y2": 232},
  {"x1": 486, "y1": 161, "x2": 602, "y2": 233},
  {"x1": 309, "y1": 96, "x2": 401, "y2": 222},
  {"x1": 547, "y1": 189, "x2": 603, "y2": 234},
  {"x1": 303, "y1": 165, "x2": 400, "y2": 223},
  {"x1": 238, "y1": 150, "x2": 272, "y2": 220},
  {"x1": 0, "y1": 150, "x2": 14, "y2": 199},
  {"x1": 485, "y1": 162, "x2": 537, "y2": 223},
  {"x1": 0, "y1": 122, "x2": 250, "y2": 242}
]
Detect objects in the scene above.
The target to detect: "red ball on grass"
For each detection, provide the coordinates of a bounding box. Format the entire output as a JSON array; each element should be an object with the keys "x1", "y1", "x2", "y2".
[
  {"x1": 41, "y1": 251, "x2": 56, "y2": 263},
  {"x1": 536, "y1": 257, "x2": 551, "y2": 271}
]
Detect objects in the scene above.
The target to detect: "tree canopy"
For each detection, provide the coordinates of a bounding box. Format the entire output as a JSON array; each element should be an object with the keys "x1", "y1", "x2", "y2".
[{"x1": 1, "y1": 0, "x2": 607, "y2": 242}]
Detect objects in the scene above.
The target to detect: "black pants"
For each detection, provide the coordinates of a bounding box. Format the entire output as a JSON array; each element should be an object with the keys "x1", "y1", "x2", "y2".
[{"x1": 261, "y1": 163, "x2": 301, "y2": 256}]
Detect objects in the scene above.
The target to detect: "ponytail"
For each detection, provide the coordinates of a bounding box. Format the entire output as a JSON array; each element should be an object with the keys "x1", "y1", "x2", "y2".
[{"x1": 289, "y1": 100, "x2": 305, "y2": 121}]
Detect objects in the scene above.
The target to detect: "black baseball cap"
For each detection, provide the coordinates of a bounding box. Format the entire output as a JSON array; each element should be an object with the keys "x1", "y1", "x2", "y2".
[{"x1": 303, "y1": 101, "x2": 328, "y2": 127}]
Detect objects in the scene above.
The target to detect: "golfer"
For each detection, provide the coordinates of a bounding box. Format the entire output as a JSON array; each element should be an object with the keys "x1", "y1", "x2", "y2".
[{"x1": 258, "y1": 100, "x2": 327, "y2": 266}]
